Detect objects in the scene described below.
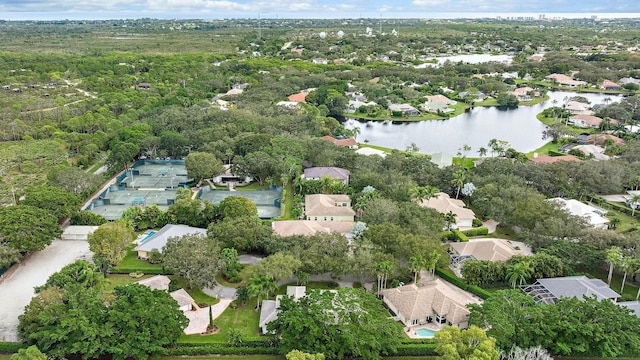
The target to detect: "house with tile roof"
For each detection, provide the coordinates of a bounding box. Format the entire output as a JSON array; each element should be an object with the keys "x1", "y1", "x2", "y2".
[
  {"x1": 170, "y1": 288, "x2": 196, "y2": 312},
  {"x1": 449, "y1": 238, "x2": 531, "y2": 270},
  {"x1": 544, "y1": 73, "x2": 587, "y2": 87},
  {"x1": 418, "y1": 192, "x2": 476, "y2": 229},
  {"x1": 586, "y1": 134, "x2": 625, "y2": 147},
  {"x1": 272, "y1": 220, "x2": 355, "y2": 238},
  {"x1": 381, "y1": 279, "x2": 482, "y2": 328},
  {"x1": 259, "y1": 286, "x2": 307, "y2": 334},
  {"x1": 320, "y1": 135, "x2": 358, "y2": 149},
  {"x1": 303, "y1": 167, "x2": 350, "y2": 185},
  {"x1": 529, "y1": 154, "x2": 581, "y2": 164},
  {"x1": 600, "y1": 80, "x2": 621, "y2": 90},
  {"x1": 137, "y1": 275, "x2": 171, "y2": 291},
  {"x1": 305, "y1": 194, "x2": 355, "y2": 222},
  {"x1": 134, "y1": 224, "x2": 207, "y2": 259},
  {"x1": 522, "y1": 276, "x2": 620, "y2": 304},
  {"x1": 568, "y1": 114, "x2": 605, "y2": 128}
]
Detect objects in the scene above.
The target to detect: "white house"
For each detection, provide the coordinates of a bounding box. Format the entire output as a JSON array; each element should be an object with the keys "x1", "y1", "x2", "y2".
[
  {"x1": 547, "y1": 198, "x2": 609, "y2": 229},
  {"x1": 418, "y1": 192, "x2": 476, "y2": 230},
  {"x1": 134, "y1": 224, "x2": 207, "y2": 259},
  {"x1": 259, "y1": 286, "x2": 306, "y2": 334}
]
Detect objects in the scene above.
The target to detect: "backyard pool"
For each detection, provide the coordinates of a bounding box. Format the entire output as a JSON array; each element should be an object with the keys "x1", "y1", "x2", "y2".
[{"x1": 415, "y1": 328, "x2": 437, "y2": 338}]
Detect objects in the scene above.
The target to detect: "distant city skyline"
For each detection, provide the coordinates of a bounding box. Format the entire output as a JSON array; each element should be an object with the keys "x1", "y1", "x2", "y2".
[{"x1": 2, "y1": 0, "x2": 640, "y2": 21}]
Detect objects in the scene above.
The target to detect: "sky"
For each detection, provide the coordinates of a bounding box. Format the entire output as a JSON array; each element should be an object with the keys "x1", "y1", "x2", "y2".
[{"x1": 1, "y1": 0, "x2": 640, "y2": 20}]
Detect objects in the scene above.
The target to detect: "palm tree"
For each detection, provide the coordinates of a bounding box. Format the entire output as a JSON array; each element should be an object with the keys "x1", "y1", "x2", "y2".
[
  {"x1": 451, "y1": 170, "x2": 466, "y2": 199},
  {"x1": 488, "y1": 138, "x2": 498, "y2": 157},
  {"x1": 629, "y1": 194, "x2": 640, "y2": 217},
  {"x1": 351, "y1": 126, "x2": 361, "y2": 141},
  {"x1": 428, "y1": 250, "x2": 442, "y2": 277},
  {"x1": 506, "y1": 262, "x2": 533, "y2": 288},
  {"x1": 410, "y1": 255, "x2": 426, "y2": 284},
  {"x1": 248, "y1": 274, "x2": 277, "y2": 310},
  {"x1": 606, "y1": 246, "x2": 623, "y2": 286},
  {"x1": 376, "y1": 260, "x2": 393, "y2": 295},
  {"x1": 620, "y1": 256, "x2": 636, "y2": 295},
  {"x1": 444, "y1": 211, "x2": 457, "y2": 231},
  {"x1": 477, "y1": 147, "x2": 487, "y2": 158},
  {"x1": 410, "y1": 185, "x2": 439, "y2": 206}
]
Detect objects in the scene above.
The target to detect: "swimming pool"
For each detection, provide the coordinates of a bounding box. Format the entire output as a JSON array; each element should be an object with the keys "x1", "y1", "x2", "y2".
[
  {"x1": 139, "y1": 230, "x2": 156, "y2": 244},
  {"x1": 415, "y1": 328, "x2": 436, "y2": 338}
]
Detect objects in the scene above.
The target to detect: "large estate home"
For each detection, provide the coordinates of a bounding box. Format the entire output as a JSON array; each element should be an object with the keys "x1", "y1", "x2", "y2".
[
  {"x1": 522, "y1": 276, "x2": 620, "y2": 304},
  {"x1": 259, "y1": 286, "x2": 307, "y2": 334},
  {"x1": 302, "y1": 167, "x2": 350, "y2": 185},
  {"x1": 544, "y1": 73, "x2": 587, "y2": 87},
  {"x1": 320, "y1": 135, "x2": 358, "y2": 149},
  {"x1": 449, "y1": 238, "x2": 531, "y2": 275},
  {"x1": 134, "y1": 224, "x2": 207, "y2": 259},
  {"x1": 381, "y1": 279, "x2": 482, "y2": 328},
  {"x1": 547, "y1": 198, "x2": 609, "y2": 229},
  {"x1": 417, "y1": 192, "x2": 476, "y2": 229},
  {"x1": 271, "y1": 220, "x2": 355, "y2": 238},
  {"x1": 304, "y1": 194, "x2": 355, "y2": 222}
]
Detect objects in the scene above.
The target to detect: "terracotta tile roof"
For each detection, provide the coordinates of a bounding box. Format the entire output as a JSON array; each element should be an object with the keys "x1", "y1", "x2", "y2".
[
  {"x1": 529, "y1": 154, "x2": 581, "y2": 164},
  {"x1": 586, "y1": 134, "x2": 625, "y2": 146},
  {"x1": 305, "y1": 194, "x2": 355, "y2": 217},
  {"x1": 137, "y1": 275, "x2": 171, "y2": 291},
  {"x1": 170, "y1": 288, "x2": 195, "y2": 307},
  {"x1": 571, "y1": 114, "x2": 604, "y2": 127},
  {"x1": 320, "y1": 135, "x2": 358, "y2": 147},
  {"x1": 272, "y1": 220, "x2": 355, "y2": 237},
  {"x1": 288, "y1": 92, "x2": 307, "y2": 103},
  {"x1": 418, "y1": 192, "x2": 475, "y2": 221},
  {"x1": 450, "y1": 238, "x2": 531, "y2": 262}
]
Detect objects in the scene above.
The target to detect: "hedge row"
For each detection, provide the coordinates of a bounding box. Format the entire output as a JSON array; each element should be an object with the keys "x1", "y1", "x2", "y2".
[
  {"x1": 391, "y1": 344, "x2": 438, "y2": 356},
  {"x1": 177, "y1": 338, "x2": 275, "y2": 347},
  {"x1": 165, "y1": 346, "x2": 279, "y2": 355},
  {"x1": 400, "y1": 338, "x2": 437, "y2": 344},
  {"x1": 454, "y1": 230, "x2": 468, "y2": 242},
  {"x1": 435, "y1": 268, "x2": 492, "y2": 299},
  {"x1": 461, "y1": 227, "x2": 489, "y2": 237},
  {"x1": 440, "y1": 230, "x2": 467, "y2": 242},
  {"x1": 548, "y1": 150, "x2": 565, "y2": 157},
  {"x1": 0, "y1": 342, "x2": 26, "y2": 353}
]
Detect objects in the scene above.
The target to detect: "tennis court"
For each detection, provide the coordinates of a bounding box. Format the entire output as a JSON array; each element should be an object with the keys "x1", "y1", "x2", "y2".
[
  {"x1": 87, "y1": 187, "x2": 176, "y2": 221},
  {"x1": 200, "y1": 189, "x2": 282, "y2": 219},
  {"x1": 119, "y1": 162, "x2": 190, "y2": 190}
]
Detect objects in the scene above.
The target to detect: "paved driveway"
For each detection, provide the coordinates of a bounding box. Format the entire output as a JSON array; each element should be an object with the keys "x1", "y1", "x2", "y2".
[
  {"x1": 0, "y1": 240, "x2": 92, "y2": 341},
  {"x1": 183, "y1": 299, "x2": 233, "y2": 335}
]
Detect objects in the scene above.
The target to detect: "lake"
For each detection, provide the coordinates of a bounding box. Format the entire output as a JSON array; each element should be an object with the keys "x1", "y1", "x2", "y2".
[{"x1": 345, "y1": 91, "x2": 624, "y2": 155}]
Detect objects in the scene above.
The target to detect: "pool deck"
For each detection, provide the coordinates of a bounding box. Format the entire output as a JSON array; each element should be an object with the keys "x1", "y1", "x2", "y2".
[{"x1": 404, "y1": 323, "x2": 442, "y2": 338}]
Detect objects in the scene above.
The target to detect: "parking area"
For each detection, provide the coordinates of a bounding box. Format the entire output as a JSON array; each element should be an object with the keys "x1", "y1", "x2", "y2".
[{"x1": 0, "y1": 240, "x2": 92, "y2": 341}]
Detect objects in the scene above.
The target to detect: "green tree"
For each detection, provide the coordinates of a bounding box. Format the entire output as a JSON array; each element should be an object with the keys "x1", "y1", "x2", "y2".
[
  {"x1": 376, "y1": 260, "x2": 393, "y2": 295},
  {"x1": 269, "y1": 288, "x2": 401, "y2": 360},
  {"x1": 208, "y1": 215, "x2": 272, "y2": 252},
  {"x1": 451, "y1": 170, "x2": 466, "y2": 199},
  {"x1": 218, "y1": 196, "x2": 258, "y2": 219},
  {"x1": 410, "y1": 255, "x2": 426, "y2": 283},
  {"x1": 232, "y1": 151, "x2": 284, "y2": 186},
  {"x1": 0, "y1": 205, "x2": 62, "y2": 253},
  {"x1": 34, "y1": 260, "x2": 104, "y2": 293},
  {"x1": 409, "y1": 185, "x2": 439, "y2": 206},
  {"x1": 444, "y1": 211, "x2": 458, "y2": 231},
  {"x1": 184, "y1": 151, "x2": 224, "y2": 184},
  {"x1": 252, "y1": 252, "x2": 301, "y2": 282},
  {"x1": 88, "y1": 222, "x2": 134, "y2": 265},
  {"x1": 286, "y1": 350, "x2": 325, "y2": 360},
  {"x1": 107, "y1": 284, "x2": 189, "y2": 360},
  {"x1": 162, "y1": 233, "x2": 221, "y2": 289},
  {"x1": 247, "y1": 274, "x2": 278, "y2": 308},
  {"x1": 0, "y1": 244, "x2": 22, "y2": 270},
  {"x1": 605, "y1": 246, "x2": 623, "y2": 286},
  {"x1": 11, "y1": 346, "x2": 47, "y2": 360},
  {"x1": 505, "y1": 262, "x2": 533, "y2": 288},
  {"x1": 106, "y1": 141, "x2": 139, "y2": 173},
  {"x1": 167, "y1": 198, "x2": 217, "y2": 228},
  {"x1": 435, "y1": 325, "x2": 500, "y2": 360}
]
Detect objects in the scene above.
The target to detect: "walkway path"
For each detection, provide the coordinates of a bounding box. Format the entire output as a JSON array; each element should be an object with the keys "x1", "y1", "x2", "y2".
[
  {"x1": 183, "y1": 299, "x2": 233, "y2": 335},
  {"x1": 203, "y1": 285, "x2": 237, "y2": 299},
  {"x1": 482, "y1": 219, "x2": 499, "y2": 234}
]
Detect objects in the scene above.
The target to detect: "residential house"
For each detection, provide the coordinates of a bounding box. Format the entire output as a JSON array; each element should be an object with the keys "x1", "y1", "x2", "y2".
[
  {"x1": 134, "y1": 224, "x2": 207, "y2": 259},
  {"x1": 272, "y1": 220, "x2": 355, "y2": 238},
  {"x1": 288, "y1": 92, "x2": 308, "y2": 103},
  {"x1": 620, "y1": 77, "x2": 640, "y2": 86},
  {"x1": 522, "y1": 276, "x2": 620, "y2": 304},
  {"x1": 619, "y1": 301, "x2": 640, "y2": 318},
  {"x1": 259, "y1": 286, "x2": 307, "y2": 334},
  {"x1": 449, "y1": 238, "x2": 531, "y2": 272},
  {"x1": 345, "y1": 92, "x2": 368, "y2": 101},
  {"x1": 275, "y1": 101, "x2": 301, "y2": 110},
  {"x1": 137, "y1": 275, "x2": 171, "y2": 291},
  {"x1": 600, "y1": 80, "x2": 621, "y2": 90},
  {"x1": 544, "y1": 73, "x2": 587, "y2": 87},
  {"x1": 137, "y1": 83, "x2": 151, "y2": 89},
  {"x1": 421, "y1": 95, "x2": 456, "y2": 113},
  {"x1": 530, "y1": 54, "x2": 545, "y2": 61},
  {"x1": 356, "y1": 147, "x2": 387, "y2": 157},
  {"x1": 388, "y1": 103, "x2": 420, "y2": 117},
  {"x1": 418, "y1": 192, "x2": 476, "y2": 230},
  {"x1": 381, "y1": 279, "x2": 483, "y2": 328},
  {"x1": 528, "y1": 154, "x2": 581, "y2": 164},
  {"x1": 564, "y1": 101, "x2": 593, "y2": 115},
  {"x1": 213, "y1": 164, "x2": 252, "y2": 185},
  {"x1": 510, "y1": 87, "x2": 536, "y2": 102},
  {"x1": 170, "y1": 288, "x2": 196, "y2": 312},
  {"x1": 303, "y1": 167, "x2": 350, "y2": 185},
  {"x1": 347, "y1": 99, "x2": 377, "y2": 113},
  {"x1": 568, "y1": 114, "x2": 604, "y2": 128},
  {"x1": 429, "y1": 152, "x2": 453, "y2": 169},
  {"x1": 623, "y1": 190, "x2": 640, "y2": 210},
  {"x1": 320, "y1": 135, "x2": 358, "y2": 149},
  {"x1": 305, "y1": 194, "x2": 355, "y2": 222},
  {"x1": 547, "y1": 198, "x2": 609, "y2": 229},
  {"x1": 570, "y1": 144, "x2": 610, "y2": 161},
  {"x1": 586, "y1": 134, "x2": 625, "y2": 147},
  {"x1": 312, "y1": 58, "x2": 328, "y2": 65}
]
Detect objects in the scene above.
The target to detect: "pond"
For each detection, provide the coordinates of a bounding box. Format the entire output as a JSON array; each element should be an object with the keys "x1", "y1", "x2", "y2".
[{"x1": 345, "y1": 91, "x2": 624, "y2": 155}]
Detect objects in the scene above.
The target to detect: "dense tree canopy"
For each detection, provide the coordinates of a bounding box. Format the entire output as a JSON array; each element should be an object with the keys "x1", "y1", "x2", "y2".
[
  {"x1": 0, "y1": 205, "x2": 62, "y2": 253},
  {"x1": 87, "y1": 222, "x2": 135, "y2": 265},
  {"x1": 162, "y1": 233, "x2": 221, "y2": 289}
]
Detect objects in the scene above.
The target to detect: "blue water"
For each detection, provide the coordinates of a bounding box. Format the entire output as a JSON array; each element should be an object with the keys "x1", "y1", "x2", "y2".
[
  {"x1": 416, "y1": 328, "x2": 436, "y2": 337},
  {"x1": 139, "y1": 231, "x2": 156, "y2": 244}
]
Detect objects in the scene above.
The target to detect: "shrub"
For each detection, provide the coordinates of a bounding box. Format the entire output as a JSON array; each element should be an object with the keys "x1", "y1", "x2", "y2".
[
  {"x1": 453, "y1": 230, "x2": 469, "y2": 242},
  {"x1": 435, "y1": 268, "x2": 490, "y2": 300},
  {"x1": 548, "y1": 150, "x2": 566, "y2": 157},
  {"x1": 461, "y1": 227, "x2": 489, "y2": 237},
  {"x1": 165, "y1": 346, "x2": 279, "y2": 355},
  {"x1": 147, "y1": 249, "x2": 164, "y2": 264},
  {"x1": 128, "y1": 272, "x2": 144, "y2": 278},
  {"x1": 472, "y1": 218, "x2": 483, "y2": 227},
  {"x1": 0, "y1": 342, "x2": 27, "y2": 353},
  {"x1": 391, "y1": 344, "x2": 438, "y2": 356}
]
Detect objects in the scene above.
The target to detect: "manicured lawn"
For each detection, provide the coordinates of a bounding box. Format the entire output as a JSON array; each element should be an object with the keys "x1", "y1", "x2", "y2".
[
  {"x1": 106, "y1": 273, "x2": 152, "y2": 290},
  {"x1": 112, "y1": 247, "x2": 164, "y2": 273},
  {"x1": 526, "y1": 141, "x2": 561, "y2": 157},
  {"x1": 589, "y1": 267, "x2": 640, "y2": 301},
  {"x1": 0, "y1": 354, "x2": 13, "y2": 360},
  {"x1": 519, "y1": 95, "x2": 550, "y2": 106},
  {"x1": 359, "y1": 143, "x2": 394, "y2": 153},
  {"x1": 179, "y1": 298, "x2": 261, "y2": 343},
  {"x1": 277, "y1": 183, "x2": 294, "y2": 220},
  {"x1": 169, "y1": 275, "x2": 220, "y2": 306},
  {"x1": 602, "y1": 205, "x2": 639, "y2": 233},
  {"x1": 487, "y1": 224, "x2": 517, "y2": 240},
  {"x1": 215, "y1": 265, "x2": 254, "y2": 288},
  {"x1": 474, "y1": 97, "x2": 498, "y2": 107}
]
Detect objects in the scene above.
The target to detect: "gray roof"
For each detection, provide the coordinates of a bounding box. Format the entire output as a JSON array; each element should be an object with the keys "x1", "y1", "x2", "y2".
[
  {"x1": 134, "y1": 224, "x2": 207, "y2": 253},
  {"x1": 533, "y1": 276, "x2": 620, "y2": 302},
  {"x1": 303, "y1": 167, "x2": 350, "y2": 181},
  {"x1": 618, "y1": 301, "x2": 640, "y2": 318}
]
